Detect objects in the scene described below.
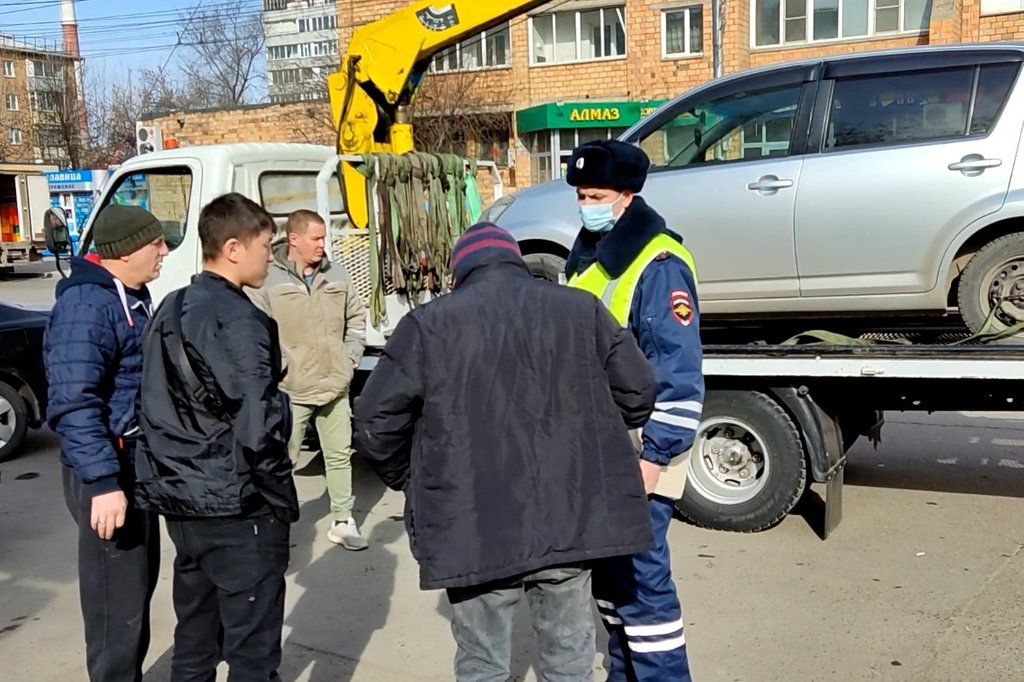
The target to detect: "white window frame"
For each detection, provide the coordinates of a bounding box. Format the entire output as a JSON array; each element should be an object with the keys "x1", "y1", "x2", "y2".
[
  {"x1": 8, "y1": 128, "x2": 23, "y2": 145},
  {"x1": 528, "y1": 5, "x2": 628, "y2": 67},
  {"x1": 750, "y1": 0, "x2": 927, "y2": 49},
  {"x1": 430, "y1": 23, "x2": 512, "y2": 74},
  {"x1": 662, "y1": 6, "x2": 704, "y2": 58},
  {"x1": 981, "y1": 0, "x2": 1024, "y2": 14},
  {"x1": 4, "y1": 93, "x2": 18, "y2": 111},
  {"x1": 2, "y1": 60, "x2": 14, "y2": 78}
]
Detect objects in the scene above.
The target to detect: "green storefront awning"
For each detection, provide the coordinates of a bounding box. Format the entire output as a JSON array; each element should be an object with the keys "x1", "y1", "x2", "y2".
[{"x1": 516, "y1": 100, "x2": 670, "y2": 134}]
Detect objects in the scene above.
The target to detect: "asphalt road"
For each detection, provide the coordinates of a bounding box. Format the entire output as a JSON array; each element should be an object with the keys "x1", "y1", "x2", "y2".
[{"x1": 0, "y1": 276, "x2": 1022, "y2": 681}]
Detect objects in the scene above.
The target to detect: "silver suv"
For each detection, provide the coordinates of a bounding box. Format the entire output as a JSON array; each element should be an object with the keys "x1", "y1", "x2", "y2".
[{"x1": 488, "y1": 44, "x2": 1024, "y2": 338}]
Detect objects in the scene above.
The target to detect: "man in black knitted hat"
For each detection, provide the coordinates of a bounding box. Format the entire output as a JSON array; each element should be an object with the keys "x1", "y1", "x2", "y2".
[
  {"x1": 44, "y1": 202, "x2": 168, "y2": 682},
  {"x1": 565, "y1": 140, "x2": 705, "y2": 682}
]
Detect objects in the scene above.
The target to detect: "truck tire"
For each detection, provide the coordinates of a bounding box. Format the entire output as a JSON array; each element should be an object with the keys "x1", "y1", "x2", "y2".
[
  {"x1": 523, "y1": 253, "x2": 566, "y2": 283},
  {"x1": 674, "y1": 390, "x2": 807, "y2": 532},
  {"x1": 958, "y1": 233, "x2": 1024, "y2": 341},
  {"x1": 0, "y1": 381, "x2": 29, "y2": 463}
]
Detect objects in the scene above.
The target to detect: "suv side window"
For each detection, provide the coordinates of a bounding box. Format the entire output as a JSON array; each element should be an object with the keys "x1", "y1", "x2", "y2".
[
  {"x1": 826, "y1": 63, "x2": 1020, "y2": 150},
  {"x1": 79, "y1": 167, "x2": 193, "y2": 254},
  {"x1": 971, "y1": 63, "x2": 1020, "y2": 135},
  {"x1": 636, "y1": 83, "x2": 803, "y2": 169}
]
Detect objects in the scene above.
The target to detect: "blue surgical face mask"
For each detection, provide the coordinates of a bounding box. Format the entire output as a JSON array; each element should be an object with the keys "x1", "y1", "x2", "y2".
[{"x1": 579, "y1": 194, "x2": 624, "y2": 233}]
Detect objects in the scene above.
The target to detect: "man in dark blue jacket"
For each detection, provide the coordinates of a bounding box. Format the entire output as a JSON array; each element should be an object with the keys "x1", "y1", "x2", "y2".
[
  {"x1": 565, "y1": 140, "x2": 705, "y2": 682},
  {"x1": 44, "y1": 203, "x2": 168, "y2": 682}
]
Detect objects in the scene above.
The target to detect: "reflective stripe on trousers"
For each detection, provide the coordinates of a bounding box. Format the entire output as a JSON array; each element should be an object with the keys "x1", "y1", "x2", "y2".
[{"x1": 592, "y1": 496, "x2": 691, "y2": 682}]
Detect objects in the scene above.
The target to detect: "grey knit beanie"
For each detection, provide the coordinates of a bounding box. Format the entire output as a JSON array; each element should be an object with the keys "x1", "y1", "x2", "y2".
[{"x1": 93, "y1": 204, "x2": 164, "y2": 259}]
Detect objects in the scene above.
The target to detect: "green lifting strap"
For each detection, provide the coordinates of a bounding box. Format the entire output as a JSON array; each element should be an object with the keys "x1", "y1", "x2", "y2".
[
  {"x1": 353, "y1": 151, "x2": 481, "y2": 328},
  {"x1": 464, "y1": 160, "x2": 484, "y2": 225}
]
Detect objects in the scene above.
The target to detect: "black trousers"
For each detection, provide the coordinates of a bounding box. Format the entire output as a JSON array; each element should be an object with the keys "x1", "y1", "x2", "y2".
[
  {"x1": 165, "y1": 514, "x2": 291, "y2": 682},
  {"x1": 62, "y1": 465, "x2": 161, "y2": 682}
]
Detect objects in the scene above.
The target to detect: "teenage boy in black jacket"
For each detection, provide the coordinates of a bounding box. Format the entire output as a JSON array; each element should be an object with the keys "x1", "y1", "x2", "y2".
[{"x1": 135, "y1": 193, "x2": 298, "y2": 682}]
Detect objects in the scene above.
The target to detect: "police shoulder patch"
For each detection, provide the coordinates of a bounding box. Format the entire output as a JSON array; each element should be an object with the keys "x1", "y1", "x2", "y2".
[{"x1": 670, "y1": 289, "x2": 693, "y2": 326}]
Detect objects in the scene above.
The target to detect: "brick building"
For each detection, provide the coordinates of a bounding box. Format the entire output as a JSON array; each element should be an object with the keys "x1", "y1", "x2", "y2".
[
  {"x1": 0, "y1": 35, "x2": 80, "y2": 167},
  {"x1": 143, "y1": 0, "x2": 1024, "y2": 190}
]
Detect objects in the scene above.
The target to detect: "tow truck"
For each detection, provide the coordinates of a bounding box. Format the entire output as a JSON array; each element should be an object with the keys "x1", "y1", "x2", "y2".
[{"x1": 43, "y1": 0, "x2": 1024, "y2": 537}]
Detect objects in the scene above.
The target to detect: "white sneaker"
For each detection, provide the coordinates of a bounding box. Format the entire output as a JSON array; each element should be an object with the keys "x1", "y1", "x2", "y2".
[{"x1": 327, "y1": 518, "x2": 368, "y2": 551}]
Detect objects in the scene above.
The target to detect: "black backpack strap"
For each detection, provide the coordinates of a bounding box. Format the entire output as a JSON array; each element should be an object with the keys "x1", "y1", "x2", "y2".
[{"x1": 164, "y1": 288, "x2": 226, "y2": 417}]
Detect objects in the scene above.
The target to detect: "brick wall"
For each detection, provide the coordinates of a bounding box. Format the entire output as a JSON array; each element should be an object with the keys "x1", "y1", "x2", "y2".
[
  {"x1": 979, "y1": 9, "x2": 1024, "y2": 40},
  {"x1": 143, "y1": 101, "x2": 336, "y2": 147},
  {"x1": 749, "y1": 34, "x2": 930, "y2": 68}
]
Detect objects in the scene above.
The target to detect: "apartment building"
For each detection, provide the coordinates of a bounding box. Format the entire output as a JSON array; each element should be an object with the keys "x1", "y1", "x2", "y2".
[
  {"x1": 337, "y1": 0, "x2": 1024, "y2": 186},
  {"x1": 264, "y1": 0, "x2": 341, "y2": 103},
  {"x1": 0, "y1": 35, "x2": 79, "y2": 166}
]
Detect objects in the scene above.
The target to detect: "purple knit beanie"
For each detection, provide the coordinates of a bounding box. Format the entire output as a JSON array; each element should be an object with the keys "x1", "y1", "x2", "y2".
[{"x1": 451, "y1": 222, "x2": 522, "y2": 284}]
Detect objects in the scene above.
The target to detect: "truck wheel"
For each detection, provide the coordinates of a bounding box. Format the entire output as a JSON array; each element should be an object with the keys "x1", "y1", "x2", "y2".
[
  {"x1": 675, "y1": 390, "x2": 807, "y2": 532},
  {"x1": 958, "y1": 233, "x2": 1024, "y2": 341},
  {"x1": 523, "y1": 253, "x2": 566, "y2": 283},
  {"x1": 0, "y1": 381, "x2": 29, "y2": 463}
]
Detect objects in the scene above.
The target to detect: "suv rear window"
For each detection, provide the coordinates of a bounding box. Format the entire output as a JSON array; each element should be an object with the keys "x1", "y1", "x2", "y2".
[{"x1": 826, "y1": 62, "x2": 1020, "y2": 150}]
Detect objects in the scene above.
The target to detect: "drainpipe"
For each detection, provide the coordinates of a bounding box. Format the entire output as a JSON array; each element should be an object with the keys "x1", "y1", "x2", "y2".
[{"x1": 712, "y1": 0, "x2": 725, "y2": 79}]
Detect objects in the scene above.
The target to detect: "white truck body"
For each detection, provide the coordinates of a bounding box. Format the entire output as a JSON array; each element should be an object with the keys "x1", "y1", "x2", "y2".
[{"x1": 1, "y1": 169, "x2": 52, "y2": 265}]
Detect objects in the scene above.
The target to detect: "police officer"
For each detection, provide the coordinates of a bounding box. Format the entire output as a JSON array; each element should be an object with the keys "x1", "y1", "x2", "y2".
[{"x1": 565, "y1": 139, "x2": 704, "y2": 682}]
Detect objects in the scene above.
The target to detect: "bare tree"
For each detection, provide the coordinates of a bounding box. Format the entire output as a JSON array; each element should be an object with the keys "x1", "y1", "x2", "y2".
[
  {"x1": 410, "y1": 69, "x2": 515, "y2": 165},
  {"x1": 177, "y1": 5, "x2": 266, "y2": 107},
  {"x1": 81, "y1": 66, "x2": 194, "y2": 166}
]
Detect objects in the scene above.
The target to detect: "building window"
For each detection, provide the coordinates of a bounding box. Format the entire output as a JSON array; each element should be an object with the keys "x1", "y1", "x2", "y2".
[
  {"x1": 4, "y1": 94, "x2": 17, "y2": 111},
  {"x1": 268, "y1": 40, "x2": 338, "y2": 61},
  {"x1": 29, "y1": 91, "x2": 57, "y2": 112},
  {"x1": 3, "y1": 60, "x2": 14, "y2": 78},
  {"x1": 27, "y1": 59, "x2": 61, "y2": 79},
  {"x1": 530, "y1": 5, "x2": 626, "y2": 65},
  {"x1": 8, "y1": 128, "x2": 23, "y2": 145},
  {"x1": 663, "y1": 7, "x2": 704, "y2": 57},
  {"x1": 753, "y1": 0, "x2": 930, "y2": 47},
  {"x1": 981, "y1": 0, "x2": 1024, "y2": 12},
  {"x1": 298, "y1": 15, "x2": 337, "y2": 33},
  {"x1": 431, "y1": 22, "x2": 512, "y2": 73}
]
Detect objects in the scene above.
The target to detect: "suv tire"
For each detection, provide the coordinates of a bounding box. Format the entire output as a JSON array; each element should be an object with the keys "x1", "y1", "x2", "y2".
[
  {"x1": 958, "y1": 233, "x2": 1024, "y2": 341},
  {"x1": 523, "y1": 253, "x2": 566, "y2": 284}
]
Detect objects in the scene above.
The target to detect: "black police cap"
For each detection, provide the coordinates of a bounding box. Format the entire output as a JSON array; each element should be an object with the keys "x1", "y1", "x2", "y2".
[{"x1": 565, "y1": 140, "x2": 651, "y2": 193}]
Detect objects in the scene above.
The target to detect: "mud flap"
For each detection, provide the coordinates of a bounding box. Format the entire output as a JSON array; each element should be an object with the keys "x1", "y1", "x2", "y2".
[
  {"x1": 771, "y1": 386, "x2": 847, "y2": 540},
  {"x1": 810, "y1": 395, "x2": 846, "y2": 540}
]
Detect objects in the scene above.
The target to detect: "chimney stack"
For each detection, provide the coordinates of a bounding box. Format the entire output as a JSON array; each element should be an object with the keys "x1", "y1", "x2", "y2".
[
  {"x1": 61, "y1": 0, "x2": 88, "y2": 157},
  {"x1": 60, "y1": 0, "x2": 80, "y2": 58}
]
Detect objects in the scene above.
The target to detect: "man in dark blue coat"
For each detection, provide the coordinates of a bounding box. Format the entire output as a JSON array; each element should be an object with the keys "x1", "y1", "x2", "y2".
[
  {"x1": 44, "y1": 203, "x2": 168, "y2": 682},
  {"x1": 566, "y1": 140, "x2": 705, "y2": 682}
]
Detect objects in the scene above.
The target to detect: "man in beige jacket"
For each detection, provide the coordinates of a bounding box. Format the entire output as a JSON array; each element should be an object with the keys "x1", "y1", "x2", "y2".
[{"x1": 250, "y1": 209, "x2": 368, "y2": 550}]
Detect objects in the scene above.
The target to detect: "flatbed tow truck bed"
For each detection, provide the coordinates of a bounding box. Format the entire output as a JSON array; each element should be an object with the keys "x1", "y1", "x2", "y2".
[
  {"x1": 361, "y1": 341, "x2": 1022, "y2": 538},
  {"x1": 682, "y1": 342, "x2": 1024, "y2": 538}
]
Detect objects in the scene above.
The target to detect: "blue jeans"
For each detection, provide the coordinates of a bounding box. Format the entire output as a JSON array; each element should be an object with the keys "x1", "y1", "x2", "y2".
[{"x1": 447, "y1": 565, "x2": 596, "y2": 682}]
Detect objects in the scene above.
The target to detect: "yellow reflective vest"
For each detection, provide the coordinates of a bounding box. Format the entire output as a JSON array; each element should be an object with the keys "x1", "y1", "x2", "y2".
[{"x1": 567, "y1": 233, "x2": 698, "y2": 327}]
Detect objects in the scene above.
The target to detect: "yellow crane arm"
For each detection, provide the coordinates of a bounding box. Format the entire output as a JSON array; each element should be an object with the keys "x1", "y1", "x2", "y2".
[{"x1": 328, "y1": 0, "x2": 551, "y2": 229}]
